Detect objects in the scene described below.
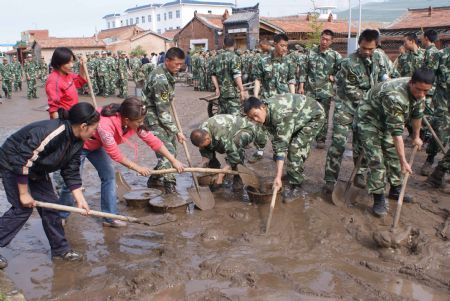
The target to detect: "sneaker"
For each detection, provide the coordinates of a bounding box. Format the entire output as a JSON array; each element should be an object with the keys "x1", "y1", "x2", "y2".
[
  {"x1": 52, "y1": 250, "x2": 83, "y2": 261},
  {"x1": 282, "y1": 184, "x2": 303, "y2": 203},
  {"x1": 248, "y1": 151, "x2": 263, "y2": 163},
  {"x1": 102, "y1": 220, "x2": 128, "y2": 228},
  {"x1": 388, "y1": 185, "x2": 414, "y2": 203},
  {"x1": 316, "y1": 141, "x2": 326, "y2": 149},
  {"x1": 353, "y1": 174, "x2": 367, "y2": 189},
  {"x1": 420, "y1": 160, "x2": 434, "y2": 176},
  {"x1": 164, "y1": 182, "x2": 177, "y2": 194},
  {"x1": 322, "y1": 181, "x2": 335, "y2": 194},
  {"x1": 0, "y1": 254, "x2": 8, "y2": 269},
  {"x1": 372, "y1": 194, "x2": 388, "y2": 217}
]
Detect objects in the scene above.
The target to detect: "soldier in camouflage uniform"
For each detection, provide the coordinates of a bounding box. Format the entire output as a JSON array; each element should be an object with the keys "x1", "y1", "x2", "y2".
[
  {"x1": 357, "y1": 69, "x2": 434, "y2": 216},
  {"x1": 23, "y1": 54, "x2": 39, "y2": 99},
  {"x1": 251, "y1": 33, "x2": 297, "y2": 163},
  {"x1": 130, "y1": 54, "x2": 142, "y2": 87},
  {"x1": 243, "y1": 94, "x2": 325, "y2": 203},
  {"x1": 142, "y1": 47, "x2": 187, "y2": 194},
  {"x1": 1, "y1": 58, "x2": 13, "y2": 99},
  {"x1": 72, "y1": 54, "x2": 84, "y2": 94},
  {"x1": 190, "y1": 114, "x2": 266, "y2": 190},
  {"x1": 211, "y1": 37, "x2": 246, "y2": 116},
  {"x1": 299, "y1": 30, "x2": 342, "y2": 148},
  {"x1": 198, "y1": 52, "x2": 207, "y2": 91},
  {"x1": 205, "y1": 51, "x2": 215, "y2": 92},
  {"x1": 11, "y1": 55, "x2": 23, "y2": 92},
  {"x1": 97, "y1": 51, "x2": 108, "y2": 96},
  {"x1": 38, "y1": 57, "x2": 48, "y2": 86},
  {"x1": 117, "y1": 51, "x2": 129, "y2": 98},
  {"x1": 396, "y1": 33, "x2": 424, "y2": 77},
  {"x1": 191, "y1": 52, "x2": 200, "y2": 90},
  {"x1": 323, "y1": 29, "x2": 388, "y2": 193},
  {"x1": 106, "y1": 51, "x2": 117, "y2": 96},
  {"x1": 138, "y1": 63, "x2": 155, "y2": 87},
  {"x1": 421, "y1": 30, "x2": 445, "y2": 176},
  {"x1": 288, "y1": 44, "x2": 305, "y2": 92},
  {"x1": 86, "y1": 53, "x2": 99, "y2": 95}
]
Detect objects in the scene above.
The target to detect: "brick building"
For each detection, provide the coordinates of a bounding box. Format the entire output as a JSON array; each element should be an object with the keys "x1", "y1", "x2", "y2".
[{"x1": 32, "y1": 38, "x2": 106, "y2": 63}]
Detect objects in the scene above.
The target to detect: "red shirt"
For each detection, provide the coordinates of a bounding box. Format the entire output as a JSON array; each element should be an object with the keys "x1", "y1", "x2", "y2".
[{"x1": 45, "y1": 70, "x2": 87, "y2": 116}]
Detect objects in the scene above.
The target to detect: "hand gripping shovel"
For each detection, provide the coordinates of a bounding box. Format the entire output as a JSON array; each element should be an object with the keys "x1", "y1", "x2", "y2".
[
  {"x1": 373, "y1": 146, "x2": 418, "y2": 248},
  {"x1": 170, "y1": 100, "x2": 215, "y2": 210}
]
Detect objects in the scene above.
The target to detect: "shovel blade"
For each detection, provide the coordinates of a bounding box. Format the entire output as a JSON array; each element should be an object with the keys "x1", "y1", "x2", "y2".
[
  {"x1": 115, "y1": 171, "x2": 132, "y2": 201},
  {"x1": 237, "y1": 164, "x2": 261, "y2": 190},
  {"x1": 188, "y1": 187, "x2": 215, "y2": 210}
]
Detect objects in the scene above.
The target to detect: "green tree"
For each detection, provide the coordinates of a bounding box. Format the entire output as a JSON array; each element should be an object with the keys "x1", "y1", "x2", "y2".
[
  {"x1": 305, "y1": 12, "x2": 322, "y2": 49},
  {"x1": 130, "y1": 45, "x2": 147, "y2": 57}
]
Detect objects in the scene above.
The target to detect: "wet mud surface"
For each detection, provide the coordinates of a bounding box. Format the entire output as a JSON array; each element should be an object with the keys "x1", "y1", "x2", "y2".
[{"x1": 0, "y1": 84, "x2": 449, "y2": 300}]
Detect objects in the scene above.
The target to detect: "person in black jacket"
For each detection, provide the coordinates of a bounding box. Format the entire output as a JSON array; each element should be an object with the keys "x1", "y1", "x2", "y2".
[{"x1": 0, "y1": 102, "x2": 100, "y2": 268}]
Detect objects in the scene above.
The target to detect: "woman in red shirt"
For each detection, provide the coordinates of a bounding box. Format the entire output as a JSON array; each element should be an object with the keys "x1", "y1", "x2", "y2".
[{"x1": 46, "y1": 47, "x2": 87, "y2": 119}]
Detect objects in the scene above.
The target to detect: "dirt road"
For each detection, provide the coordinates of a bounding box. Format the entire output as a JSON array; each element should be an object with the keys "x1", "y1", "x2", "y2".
[{"x1": 0, "y1": 83, "x2": 448, "y2": 300}]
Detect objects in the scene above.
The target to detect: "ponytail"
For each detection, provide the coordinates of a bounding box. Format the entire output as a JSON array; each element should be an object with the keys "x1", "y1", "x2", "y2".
[
  {"x1": 101, "y1": 103, "x2": 121, "y2": 117},
  {"x1": 102, "y1": 97, "x2": 147, "y2": 121},
  {"x1": 61, "y1": 102, "x2": 100, "y2": 125}
]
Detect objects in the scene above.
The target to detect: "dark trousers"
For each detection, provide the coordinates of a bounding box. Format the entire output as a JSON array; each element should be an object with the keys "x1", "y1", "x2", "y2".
[{"x1": 0, "y1": 170, "x2": 69, "y2": 256}]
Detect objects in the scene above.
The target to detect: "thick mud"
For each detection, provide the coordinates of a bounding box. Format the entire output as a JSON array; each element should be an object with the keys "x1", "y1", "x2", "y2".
[{"x1": 0, "y1": 83, "x2": 449, "y2": 300}]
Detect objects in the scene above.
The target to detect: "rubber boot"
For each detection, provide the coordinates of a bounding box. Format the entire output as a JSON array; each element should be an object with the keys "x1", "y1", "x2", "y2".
[
  {"x1": 163, "y1": 182, "x2": 176, "y2": 194},
  {"x1": 372, "y1": 193, "x2": 388, "y2": 217},
  {"x1": 388, "y1": 185, "x2": 414, "y2": 203},
  {"x1": 420, "y1": 157, "x2": 434, "y2": 176},
  {"x1": 426, "y1": 165, "x2": 446, "y2": 188},
  {"x1": 282, "y1": 184, "x2": 303, "y2": 203},
  {"x1": 322, "y1": 181, "x2": 334, "y2": 194}
]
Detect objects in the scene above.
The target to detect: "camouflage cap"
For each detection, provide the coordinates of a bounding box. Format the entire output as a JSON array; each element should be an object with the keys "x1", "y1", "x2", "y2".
[
  {"x1": 295, "y1": 44, "x2": 304, "y2": 52},
  {"x1": 101, "y1": 51, "x2": 107, "y2": 55},
  {"x1": 94, "y1": 51, "x2": 99, "y2": 55}
]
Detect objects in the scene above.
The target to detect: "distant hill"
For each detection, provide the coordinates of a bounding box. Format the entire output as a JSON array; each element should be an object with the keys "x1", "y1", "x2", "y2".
[{"x1": 337, "y1": 0, "x2": 450, "y2": 23}]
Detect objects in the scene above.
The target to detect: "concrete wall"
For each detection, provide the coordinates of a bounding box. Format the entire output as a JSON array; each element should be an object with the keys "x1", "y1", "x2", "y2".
[{"x1": 36, "y1": 47, "x2": 106, "y2": 66}]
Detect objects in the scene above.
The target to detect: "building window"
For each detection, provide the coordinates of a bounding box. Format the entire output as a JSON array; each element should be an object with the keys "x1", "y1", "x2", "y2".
[
  {"x1": 157, "y1": 29, "x2": 161, "y2": 34},
  {"x1": 130, "y1": 18, "x2": 133, "y2": 25},
  {"x1": 164, "y1": 13, "x2": 167, "y2": 21},
  {"x1": 208, "y1": 10, "x2": 212, "y2": 14},
  {"x1": 107, "y1": 22, "x2": 110, "y2": 29},
  {"x1": 177, "y1": 26, "x2": 180, "y2": 29},
  {"x1": 157, "y1": 14, "x2": 160, "y2": 22},
  {"x1": 148, "y1": 15, "x2": 151, "y2": 22},
  {"x1": 126, "y1": 19, "x2": 129, "y2": 26},
  {"x1": 136, "y1": 17, "x2": 139, "y2": 24},
  {"x1": 176, "y1": 10, "x2": 180, "y2": 18},
  {"x1": 112, "y1": 21, "x2": 116, "y2": 28},
  {"x1": 168, "y1": 11, "x2": 173, "y2": 19},
  {"x1": 120, "y1": 20, "x2": 123, "y2": 26},
  {"x1": 142, "y1": 16, "x2": 145, "y2": 23},
  {"x1": 169, "y1": 26, "x2": 173, "y2": 30}
]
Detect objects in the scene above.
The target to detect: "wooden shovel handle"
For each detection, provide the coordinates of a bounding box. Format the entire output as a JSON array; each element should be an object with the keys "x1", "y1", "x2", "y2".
[
  {"x1": 82, "y1": 59, "x2": 98, "y2": 109},
  {"x1": 35, "y1": 201, "x2": 139, "y2": 223},
  {"x1": 423, "y1": 116, "x2": 446, "y2": 154},
  {"x1": 265, "y1": 187, "x2": 279, "y2": 234},
  {"x1": 151, "y1": 167, "x2": 239, "y2": 175}
]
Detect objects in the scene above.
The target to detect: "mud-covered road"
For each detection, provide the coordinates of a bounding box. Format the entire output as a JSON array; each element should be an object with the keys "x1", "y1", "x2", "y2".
[{"x1": 0, "y1": 83, "x2": 449, "y2": 300}]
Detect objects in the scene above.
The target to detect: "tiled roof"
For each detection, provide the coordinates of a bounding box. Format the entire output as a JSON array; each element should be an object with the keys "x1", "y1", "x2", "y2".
[
  {"x1": 161, "y1": 29, "x2": 181, "y2": 40},
  {"x1": 97, "y1": 25, "x2": 145, "y2": 40},
  {"x1": 163, "y1": 0, "x2": 233, "y2": 7},
  {"x1": 385, "y1": 6, "x2": 450, "y2": 30},
  {"x1": 196, "y1": 13, "x2": 224, "y2": 29},
  {"x1": 130, "y1": 30, "x2": 168, "y2": 41},
  {"x1": 223, "y1": 11, "x2": 257, "y2": 24},
  {"x1": 35, "y1": 37, "x2": 106, "y2": 49}
]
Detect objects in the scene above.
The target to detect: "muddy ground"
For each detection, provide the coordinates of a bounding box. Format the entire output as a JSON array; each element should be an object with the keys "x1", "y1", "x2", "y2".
[{"x1": 0, "y1": 82, "x2": 449, "y2": 301}]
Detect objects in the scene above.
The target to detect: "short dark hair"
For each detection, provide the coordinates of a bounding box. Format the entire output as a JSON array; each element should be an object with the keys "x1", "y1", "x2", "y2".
[
  {"x1": 243, "y1": 97, "x2": 264, "y2": 114},
  {"x1": 404, "y1": 33, "x2": 418, "y2": 44},
  {"x1": 273, "y1": 33, "x2": 289, "y2": 44},
  {"x1": 358, "y1": 29, "x2": 379, "y2": 45},
  {"x1": 50, "y1": 47, "x2": 75, "y2": 70},
  {"x1": 424, "y1": 29, "x2": 438, "y2": 43},
  {"x1": 321, "y1": 29, "x2": 334, "y2": 38},
  {"x1": 190, "y1": 129, "x2": 209, "y2": 147},
  {"x1": 224, "y1": 36, "x2": 235, "y2": 47},
  {"x1": 165, "y1": 47, "x2": 185, "y2": 60},
  {"x1": 411, "y1": 67, "x2": 435, "y2": 85}
]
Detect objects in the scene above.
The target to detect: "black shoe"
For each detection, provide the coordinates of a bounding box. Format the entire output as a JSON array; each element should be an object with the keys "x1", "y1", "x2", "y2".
[
  {"x1": 388, "y1": 185, "x2": 414, "y2": 203},
  {"x1": 164, "y1": 182, "x2": 176, "y2": 194},
  {"x1": 52, "y1": 250, "x2": 83, "y2": 261},
  {"x1": 282, "y1": 184, "x2": 303, "y2": 203},
  {"x1": 0, "y1": 254, "x2": 8, "y2": 269},
  {"x1": 372, "y1": 194, "x2": 388, "y2": 217},
  {"x1": 353, "y1": 174, "x2": 366, "y2": 189}
]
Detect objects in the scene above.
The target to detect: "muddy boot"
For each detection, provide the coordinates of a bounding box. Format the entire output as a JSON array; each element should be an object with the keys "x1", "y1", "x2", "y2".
[
  {"x1": 164, "y1": 182, "x2": 177, "y2": 194},
  {"x1": 426, "y1": 165, "x2": 446, "y2": 188},
  {"x1": 322, "y1": 181, "x2": 334, "y2": 194},
  {"x1": 316, "y1": 140, "x2": 326, "y2": 149},
  {"x1": 388, "y1": 185, "x2": 414, "y2": 203},
  {"x1": 282, "y1": 184, "x2": 303, "y2": 203},
  {"x1": 52, "y1": 250, "x2": 83, "y2": 262},
  {"x1": 353, "y1": 174, "x2": 366, "y2": 189},
  {"x1": 372, "y1": 193, "x2": 388, "y2": 217},
  {"x1": 420, "y1": 158, "x2": 434, "y2": 176},
  {"x1": 147, "y1": 175, "x2": 164, "y2": 188},
  {"x1": 0, "y1": 254, "x2": 8, "y2": 269},
  {"x1": 232, "y1": 175, "x2": 243, "y2": 192},
  {"x1": 248, "y1": 150, "x2": 263, "y2": 163}
]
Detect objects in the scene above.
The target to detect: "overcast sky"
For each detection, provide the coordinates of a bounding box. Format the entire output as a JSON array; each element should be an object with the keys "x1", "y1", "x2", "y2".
[{"x1": 1, "y1": 0, "x2": 378, "y2": 44}]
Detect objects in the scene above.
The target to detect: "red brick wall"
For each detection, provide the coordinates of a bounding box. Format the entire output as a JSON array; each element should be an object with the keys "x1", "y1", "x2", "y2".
[{"x1": 176, "y1": 18, "x2": 223, "y2": 52}]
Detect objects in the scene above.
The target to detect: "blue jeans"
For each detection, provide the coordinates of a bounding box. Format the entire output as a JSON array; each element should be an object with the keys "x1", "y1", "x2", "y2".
[{"x1": 59, "y1": 148, "x2": 117, "y2": 222}]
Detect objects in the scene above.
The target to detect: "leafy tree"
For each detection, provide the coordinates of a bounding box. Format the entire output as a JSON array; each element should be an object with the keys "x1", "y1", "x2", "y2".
[{"x1": 130, "y1": 45, "x2": 147, "y2": 57}]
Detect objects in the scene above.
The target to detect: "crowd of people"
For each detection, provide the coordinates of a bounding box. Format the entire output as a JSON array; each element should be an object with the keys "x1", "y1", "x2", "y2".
[{"x1": 0, "y1": 27, "x2": 448, "y2": 269}]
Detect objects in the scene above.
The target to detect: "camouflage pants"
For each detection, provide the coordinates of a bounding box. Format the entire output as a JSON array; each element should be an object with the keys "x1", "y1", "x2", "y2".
[
  {"x1": 324, "y1": 110, "x2": 366, "y2": 183},
  {"x1": 357, "y1": 121, "x2": 402, "y2": 195},
  {"x1": 218, "y1": 97, "x2": 241, "y2": 115},
  {"x1": 13, "y1": 76, "x2": 22, "y2": 91},
  {"x1": 285, "y1": 112, "x2": 325, "y2": 185},
  {"x1": 198, "y1": 72, "x2": 206, "y2": 91},
  {"x1": 437, "y1": 148, "x2": 450, "y2": 172},
  {"x1": 117, "y1": 78, "x2": 128, "y2": 98},
  {"x1": 26, "y1": 78, "x2": 37, "y2": 98},
  {"x1": 97, "y1": 76, "x2": 106, "y2": 96},
  {"x1": 148, "y1": 125, "x2": 177, "y2": 184},
  {"x1": 426, "y1": 86, "x2": 449, "y2": 160},
  {"x1": 2, "y1": 80, "x2": 12, "y2": 96},
  {"x1": 316, "y1": 97, "x2": 331, "y2": 142}
]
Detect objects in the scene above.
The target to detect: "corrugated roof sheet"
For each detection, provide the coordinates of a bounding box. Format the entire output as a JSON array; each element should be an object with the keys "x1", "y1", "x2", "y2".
[{"x1": 223, "y1": 11, "x2": 257, "y2": 24}]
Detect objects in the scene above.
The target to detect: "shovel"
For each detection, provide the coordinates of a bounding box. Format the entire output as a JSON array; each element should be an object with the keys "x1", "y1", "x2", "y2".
[
  {"x1": 265, "y1": 187, "x2": 280, "y2": 233},
  {"x1": 237, "y1": 164, "x2": 263, "y2": 191},
  {"x1": 170, "y1": 100, "x2": 215, "y2": 210},
  {"x1": 423, "y1": 116, "x2": 447, "y2": 154},
  {"x1": 82, "y1": 57, "x2": 98, "y2": 109},
  {"x1": 331, "y1": 152, "x2": 364, "y2": 206},
  {"x1": 35, "y1": 201, "x2": 176, "y2": 227},
  {"x1": 373, "y1": 145, "x2": 418, "y2": 248}
]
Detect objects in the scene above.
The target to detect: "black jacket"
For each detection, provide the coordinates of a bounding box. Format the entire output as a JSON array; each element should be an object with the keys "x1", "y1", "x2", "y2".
[{"x1": 0, "y1": 119, "x2": 83, "y2": 188}]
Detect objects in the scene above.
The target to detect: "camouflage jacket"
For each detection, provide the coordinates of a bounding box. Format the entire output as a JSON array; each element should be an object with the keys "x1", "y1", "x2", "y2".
[
  {"x1": 374, "y1": 48, "x2": 397, "y2": 78},
  {"x1": 199, "y1": 114, "x2": 265, "y2": 166},
  {"x1": 138, "y1": 63, "x2": 155, "y2": 85},
  {"x1": 142, "y1": 64, "x2": 178, "y2": 135},
  {"x1": 211, "y1": 49, "x2": 241, "y2": 98},
  {"x1": 130, "y1": 57, "x2": 142, "y2": 80},
  {"x1": 436, "y1": 47, "x2": 450, "y2": 90},
  {"x1": 300, "y1": 45, "x2": 342, "y2": 99},
  {"x1": 396, "y1": 48, "x2": 424, "y2": 77},
  {"x1": 39, "y1": 61, "x2": 48, "y2": 76},
  {"x1": 287, "y1": 51, "x2": 305, "y2": 85},
  {"x1": 335, "y1": 51, "x2": 387, "y2": 115},
  {"x1": 97, "y1": 58, "x2": 108, "y2": 76},
  {"x1": 263, "y1": 93, "x2": 325, "y2": 160},
  {"x1": 73, "y1": 60, "x2": 80, "y2": 74},
  {"x1": 118, "y1": 57, "x2": 128, "y2": 80},
  {"x1": 23, "y1": 61, "x2": 39, "y2": 79},
  {"x1": 253, "y1": 50, "x2": 296, "y2": 99},
  {"x1": 0, "y1": 63, "x2": 14, "y2": 80},
  {"x1": 11, "y1": 61, "x2": 23, "y2": 78},
  {"x1": 423, "y1": 44, "x2": 441, "y2": 72},
  {"x1": 357, "y1": 78, "x2": 424, "y2": 137},
  {"x1": 87, "y1": 58, "x2": 97, "y2": 77}
]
